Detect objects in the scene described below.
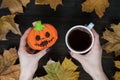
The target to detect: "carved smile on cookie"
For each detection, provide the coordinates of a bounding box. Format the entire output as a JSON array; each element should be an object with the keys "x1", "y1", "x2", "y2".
[{"x1": 35, "y1": 37, "x2": 54, "y2": 47}]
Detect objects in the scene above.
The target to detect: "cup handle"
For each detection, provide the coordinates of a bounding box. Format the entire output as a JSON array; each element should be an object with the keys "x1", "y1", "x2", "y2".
[{"x1": 87, "y1": 22, "x2": 94, "y2": 30}]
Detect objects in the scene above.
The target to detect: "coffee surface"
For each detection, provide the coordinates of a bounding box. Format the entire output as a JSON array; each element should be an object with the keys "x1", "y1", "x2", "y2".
[{"x1": 68, "y1": 29, "x2": 92, "y2": 51}]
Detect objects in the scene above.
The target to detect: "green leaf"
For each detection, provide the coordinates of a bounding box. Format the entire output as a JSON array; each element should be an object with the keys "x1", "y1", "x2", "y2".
[{"x1": 35, "y1": 57, "x2": 80, "y2": 80}]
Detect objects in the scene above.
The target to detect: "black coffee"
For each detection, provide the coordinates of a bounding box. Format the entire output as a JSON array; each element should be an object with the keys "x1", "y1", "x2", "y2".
[{"x1": 68, "y1": 29, "x2": 92, "y2": 51}]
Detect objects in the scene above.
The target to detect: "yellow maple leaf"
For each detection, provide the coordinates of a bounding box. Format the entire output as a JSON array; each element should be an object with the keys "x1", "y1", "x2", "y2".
[
  {"x1": 102, "y1": 23, "x2": 120, "y2": 57},
  {"x1": 34, "y1": 57, "x2": 80, "y2": 80},
  {"x1": 115, "y1": 61, "x2": 120, "y2": 69},
  {"x1": 81, "y1": 0, "x2": 109, "y2": 18},
  {"x1": 114, "y1": 72, "x2": 120, "y2": 80},
  {"x1": 61, "y1": 58, "x2": 79, "y2": 80},
  {"x1": 0, "y1": 48, "x2": 20, "y2": 80},
  {"x1": 35, "y1": 0, "x2": 62, "y2": 10},
  {"x1": 0, "y1": 15, "x2": 21, "y2": 40},
  {"x1": 62, "y1": 57, "x2": 78, "y2": 71},
  {"x1": 0, "y1": 0, "x2": 23, "y2": 14}
]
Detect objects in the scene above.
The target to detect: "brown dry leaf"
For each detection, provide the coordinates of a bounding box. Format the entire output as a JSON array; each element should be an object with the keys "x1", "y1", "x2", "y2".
[
  {"x1": 102, "y1": 23, "x2": 120, "y2": 57},
  {"x1": 114, "y1": 61, "x2": 120, "y2": 69},
  {"x1": 81, "y1": 0, "x2": 109, "y2": 18},
  {"x1": 0, "y1": 48, "x2": 20, "y2": 80},
  {"x1": 20, "y1": 0, "x2": 30, "y2": 7},
  {"x1": 0, "y1": 15, "x2": 21, "y2": 40},
  {"x1": 35, "y1": 0, "x2": 62, "y2": 10},
  {"x1": 0, "y1": 0, "x2": 23, "y2": 14},
  {"x1": 3, "y1": 48, "x2": 18, "y2": 67},
  {"x1": 1, "y1": 64, "x2": 20, "y2": 75},
  {"x1": 0, "y1": 70, "x2": 20, "y2": 80},
  {"x1": 35, "y1": 57, "x2": 80, "y2": 80},
  {"x1": 0, "y1": 55, "x2": 4, "y2": 73},
  {"x1": 114, "y1": 72, "x2": 120, "y2": 80}
]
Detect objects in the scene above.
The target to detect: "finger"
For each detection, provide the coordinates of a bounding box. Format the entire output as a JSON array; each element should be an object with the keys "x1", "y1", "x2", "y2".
[
  {"x1": 91, "y1": 29, "x2": 101, "y2": 52},
  {"x1": 19, "y1": 27, "x2": 32, "y2": 50},
  {"x1": 91, "y1": 29, "x2": 99, "y2": 41},
  {"x1": 91, "y1": 29, "x2": 100, "y2": 45},
  {"x1": 69, "y1": 51, "x2": 83, "y2": 62},
  {"x1": 35, "y1": 48, "x2": 49, "y2": 59}
]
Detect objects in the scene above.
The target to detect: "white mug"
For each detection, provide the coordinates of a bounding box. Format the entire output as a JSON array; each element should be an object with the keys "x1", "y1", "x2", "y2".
[{"x1": 65, "y1": 23, "x2": 94, "y2": 54}]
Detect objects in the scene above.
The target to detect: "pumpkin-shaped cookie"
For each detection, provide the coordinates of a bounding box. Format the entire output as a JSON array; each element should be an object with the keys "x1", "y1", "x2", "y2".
[{"x1": 27, "y1": 21, "x2": 58, "y2": 50}]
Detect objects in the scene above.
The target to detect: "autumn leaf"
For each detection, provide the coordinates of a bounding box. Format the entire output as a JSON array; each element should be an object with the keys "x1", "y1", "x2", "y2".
[
  {"x1": 81, "y1": 0, "x2": 109, "y2": 18},
  {"x1": 61, "y1": 58, "x2": 79, "y2": 80},
  {"x1": 3, "y1": 48, "x2": 18, "y2": 67},
  {"x1": 0, "y1": 15, "x2": 21, "y2": 40},
  {"x1": 0, "y1": 55, "x2": 4, "y2": 73},
  {"x1": 102, "y1": 23, "x2": 120, "y2": 57},
  {"x1": 114, "y1": 72, "x2": 120, "y2": 80},
  {"x1": 1, "y1": 64, "x2": 20, "y2": 75},
  {"x1": 34, "y1": 58, "x2": 80, "y2": 80},
  {"x1": 35, "y1": 0, "x2": 62, "y2": 10},
  {"x1": 114, "y1": 61, "x2": 120, "y2": 69},
  {"x1": 62, "y1": 58, "x2": 78, "y2": 71},
  {"x1": 20, "y1": 0, "x2": 30, "y2": 7},
  {"x1": 0, "y1": 0, "x2": 23, "y2": 14},
  {"x1": 0, "y1": 70, "x2": 20, "y2": 80},
  {"x1": 0, "y1": 48, "x2": 20, "y2": 80},
  {"x1": 47, "y1": 59, "x2": 55, "y2": 64}
]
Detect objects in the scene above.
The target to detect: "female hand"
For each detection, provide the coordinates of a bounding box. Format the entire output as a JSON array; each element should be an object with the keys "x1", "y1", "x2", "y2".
[
  {"x1": 70, "y1": 29, "x2": 108, "y2": 80},
  {"x1": 18, "y1": 28, "x2": 49, "y2": 80}
]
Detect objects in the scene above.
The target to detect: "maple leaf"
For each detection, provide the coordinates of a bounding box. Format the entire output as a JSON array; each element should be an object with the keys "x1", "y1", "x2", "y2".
[
  {"x1": 0, "y1": 65, "x2": 20, "y2": 80},
  {"x1": 114, "y1": 72, "x2": 120, "y2": 80},
  {"x1": 34, "y1": 58, "x2": 80, "y2": 80},
  {"x1": 0, "y1": 0, "x2": 23, "y2": 14},
  {"x1": 0, "y1": 48, "x2": 20, "y2": 80},
  {"x1": 2, "y1": 48, "x2": 18, "y2": 71},
  {"x1": 0, "y1": 15, "x2": 21, "y2": 40},
  {"x1": 35, "y1": 0, "x2": 62, "y2": 10},
  {"x1": 62, "y1": 58, "x2": 78, "y2": 71},
  {"x1": 102, "y1": 23, "x2": 120, "y2": 57},
  {"x1": 0, "y1": 55, "x2": 4, "y2": 73},
  {"x1": 61, "y1": 58, "x2": 79, "y2": 80},
  {"x1": 81, "y1": 0, "x2": 109, "y2": 18},
  {"x1": 20, "y1": 0, "x2": 30, "y2": 7},
  {"x1": 114, "y1": 61, "x2": 120, "y2": 69}
]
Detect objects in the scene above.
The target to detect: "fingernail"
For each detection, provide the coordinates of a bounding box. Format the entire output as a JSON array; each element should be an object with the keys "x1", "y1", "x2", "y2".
[{"x1": 46, "y1": 48, "x2": 50, "y2": 52}]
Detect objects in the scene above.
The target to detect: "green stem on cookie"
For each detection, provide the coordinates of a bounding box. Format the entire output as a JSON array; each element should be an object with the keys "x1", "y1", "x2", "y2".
[{"x1": 34, "y1": 21, "x2": 45, "y2": 31}]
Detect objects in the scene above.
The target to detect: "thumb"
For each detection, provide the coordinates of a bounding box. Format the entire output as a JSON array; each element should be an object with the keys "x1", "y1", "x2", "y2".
[
  {"x1": 35, "y1": 48, "x2": 49, "y2": 60},
  {"x1": 70, "y1": 51, "x2": 84, "y2": 63}
]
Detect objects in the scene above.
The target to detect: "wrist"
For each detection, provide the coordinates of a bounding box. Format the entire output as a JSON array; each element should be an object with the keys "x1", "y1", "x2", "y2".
[
  {"x1": 90, "y1": 68, "x2": 108, "y2": 80},
  {"x1": 19, "y1": 62, "x2": 38, "y2": 80},
  {"x1": 19, "y1": 74, "x2": 33, "y2": 80},
  {"x1": 19, "y1": 70, "x2": 34, "y2": 80}
]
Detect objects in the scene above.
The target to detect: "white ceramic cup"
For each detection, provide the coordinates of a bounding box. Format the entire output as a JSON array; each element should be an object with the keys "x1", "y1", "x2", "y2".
[{"x1": 65, "y1": 23, "x2": 94, "y2": 54}]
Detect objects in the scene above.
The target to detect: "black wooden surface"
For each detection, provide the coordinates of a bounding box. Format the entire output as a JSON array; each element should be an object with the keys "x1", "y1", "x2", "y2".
[{"x1": 0, "y1": 0, "x2": 120, "y2": 80}]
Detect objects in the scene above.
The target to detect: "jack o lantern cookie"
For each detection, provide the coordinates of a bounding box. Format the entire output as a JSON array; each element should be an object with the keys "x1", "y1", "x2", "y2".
[{"x1": 27, "y1": 21, "x2": 58, "y2": 50}]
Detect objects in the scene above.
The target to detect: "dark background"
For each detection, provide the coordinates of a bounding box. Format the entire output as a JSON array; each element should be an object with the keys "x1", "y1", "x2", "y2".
[{"x1": 0, "y1": 0, "x2": 120, "y2": 80}]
